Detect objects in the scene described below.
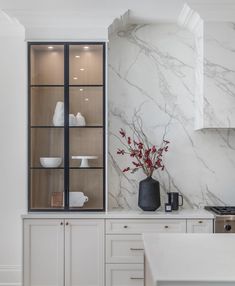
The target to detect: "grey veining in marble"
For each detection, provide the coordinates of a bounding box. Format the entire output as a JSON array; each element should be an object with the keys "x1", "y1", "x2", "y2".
[{"x1": 108, "y1": 24, "x2": 235, "y2": 210}]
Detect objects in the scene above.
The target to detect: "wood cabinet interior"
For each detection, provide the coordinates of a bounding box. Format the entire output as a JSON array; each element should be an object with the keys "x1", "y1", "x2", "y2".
[
  {"x1": 30, "y1": 45, "x2": 64, "y2": 85},
  {"x1": 31, "y1": 87, "x2": 64, "y2": 126},
  {"x1": 69, "y1": 87, "x2": 103, "y2": 126},
  {"x1": 31, "y1": 128, "x2": 64, "y2": 167},
  {"x1": 69, "y1": 45, "x2": 103, "y2": 85},
  {"x1": 70, "y1": 169, "x2": 103, "y2": 209},
  {"x1": 69, "y1": 128, "x2": 103, "y2": 167},
  {"x1": 31, "y1": 169, "x2": 64, "y2": 209}
]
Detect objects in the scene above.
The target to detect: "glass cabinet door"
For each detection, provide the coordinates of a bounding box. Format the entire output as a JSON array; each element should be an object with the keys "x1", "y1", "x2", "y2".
[
  {"x1": 29, "y1": 44, "x2": 65, "y2": 210},
  {"x1": 29, "y1": 43, "x2": 105, "y2": 211},
  {"x1": 68, "y1": 44, "x2": 105, "y2": 210}
]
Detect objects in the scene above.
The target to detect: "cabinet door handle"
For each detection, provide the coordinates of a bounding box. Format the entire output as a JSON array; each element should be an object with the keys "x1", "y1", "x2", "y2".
[
  {"x1": 164, "y1": 225, "x2": 169, "y2": 229},
  {"x1": 130, "y1": 248, "x2": 144, "y2": 251},
  {"x1": 130, "y1": 277, "x2": 144, "y2": 280},
  {"x1": 198, "y1": 220, "x2": 203, "y2": 224},
  {"x1": 66, "y1": 222, "x2": 69, "y2": 226},
  {"x1": 60, "y1": 222, "x2": 63, "y2": 226},
  {"x1": 123, "y1": 225, "x2": 128, "y2": 228}
]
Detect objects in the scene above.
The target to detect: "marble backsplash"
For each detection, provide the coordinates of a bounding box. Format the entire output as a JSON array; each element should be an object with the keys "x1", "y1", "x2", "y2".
[{"x1": 108, "y1": 24, "x2": 235, "y2": 210}]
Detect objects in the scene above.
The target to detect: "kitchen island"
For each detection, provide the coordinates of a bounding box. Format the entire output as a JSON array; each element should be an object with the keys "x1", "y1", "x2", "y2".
[{"x1": 143, "y1": 233, "x2": 235, "y2": 286}]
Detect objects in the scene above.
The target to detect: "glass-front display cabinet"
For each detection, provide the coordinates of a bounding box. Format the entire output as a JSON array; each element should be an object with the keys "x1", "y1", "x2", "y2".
[{"x1": 28, "y1": 42, "x2": 105, "y2": 211}]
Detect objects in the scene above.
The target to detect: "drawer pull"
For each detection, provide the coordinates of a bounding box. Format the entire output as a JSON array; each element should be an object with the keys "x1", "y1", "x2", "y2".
[
  {"x1": 130, "y1": 248, "x2": 144, "y2": 251},
  {"x1": 164, "y1": 225, "x2": 169, "y2": 229},
  {"x1": 130, "y1": 277, "x2": 144, "y2": 280},
  {"x1": 198, "y1": 220, "x2": 203, "y2": 224},
  {"x1": 123, "y1": 225, "x2": 128, "y2": 228}
]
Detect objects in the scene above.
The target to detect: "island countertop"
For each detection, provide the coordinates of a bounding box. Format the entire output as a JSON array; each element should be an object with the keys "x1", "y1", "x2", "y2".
[{"x1": 143, "y1": 233, "x2": 235, "y2": 286}]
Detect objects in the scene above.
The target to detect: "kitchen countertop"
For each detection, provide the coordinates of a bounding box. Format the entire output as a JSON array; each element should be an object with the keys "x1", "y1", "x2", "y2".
[
  {"x1": 143, "y1": 233, "x2": 235, "y2": 286},
  {"x1": 22, "y1": 208, "x2": 214, "y2": 219}
]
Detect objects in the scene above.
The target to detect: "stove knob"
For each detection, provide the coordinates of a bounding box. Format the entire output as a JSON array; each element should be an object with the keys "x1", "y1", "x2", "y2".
[{"x1": 224, "y1": 224, "x2": 232, "y2": 232}]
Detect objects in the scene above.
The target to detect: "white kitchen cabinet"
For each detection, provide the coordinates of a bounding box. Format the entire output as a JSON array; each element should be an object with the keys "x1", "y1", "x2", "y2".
[
  {"x1": 187, "y1": 219, "x2": 213, "y2": 233},
  {"x1": 106, "y1": 264, "x2": 144, "y2": 286},
  {"x1": 106, "y1": 234, "x2": 144, "y2": 264},
  {"x1": 23, "y1": 219, "x2": 64, "y2": 286},
  {"x1": 106, "y1": 219, "x2": 187, "y2": 234},
  {"x1": 65, "y1": 219, "x2": 104, "y2": 286},
  {"x1": 23, "y1": 219, "x2": 104, "y2": 286}
]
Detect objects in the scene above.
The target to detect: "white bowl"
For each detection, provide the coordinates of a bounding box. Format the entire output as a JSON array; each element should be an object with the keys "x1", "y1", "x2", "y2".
[{"x1": 40, "y1": 157, "x2": 62, "y2": 168}]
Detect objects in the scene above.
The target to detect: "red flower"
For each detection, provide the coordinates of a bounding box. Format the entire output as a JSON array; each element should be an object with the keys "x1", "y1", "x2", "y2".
[
  {"x1": 138, "y1": 142, "x2": 143, "y2": 149},
  {"x1": 138, "y1": 150, "x2": 143, "y2": 159},
  {"x1": 144, "y1": 149, "x2": 151, "y2": 158},
  {"x1": 152, "y1": 145, "x2": 156, "y2": 153},
  {"x1": 119, "y1": 128, "x2": 126, "y2": 138},
  {"x1": 123, "y1": 167, "x2": 130, "y2": 172},
  {"x1": 155, "y1": 159, "x2": 163, "y2": 168},
  {"x1": 117, "y1": 149, "x2": 125, "y2": 155},
  {"x1": 128, "y1": 137, "x2": 131, "y2": 145},
  {"x1": 145, "y1": 158, "x2": 153, "y2": 168}
]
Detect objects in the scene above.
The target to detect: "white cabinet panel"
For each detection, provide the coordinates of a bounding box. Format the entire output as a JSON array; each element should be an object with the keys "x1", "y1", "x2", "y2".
[
  {"x1": 65, "y1": 219, "x2": 104, "y2": 286},
  {"x1": 23, "y1": 219, "x2": 64, "y2": 286},
  {"x1": 106, "y1": 219, "x2": 186, "y2": 234},
  {"x1": 187, "y1": 219, "x2": 213, "y2": 233},
  {"x1": 106, "y1": 235, "x2": 144, "y2": 264},
  {"x1": 106, "y1": 264, "x2": 144, "y2": 286}
]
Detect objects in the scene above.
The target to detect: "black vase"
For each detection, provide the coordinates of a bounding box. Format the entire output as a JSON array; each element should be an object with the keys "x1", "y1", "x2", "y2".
[{"x1": 138, "y1": 176, "x2": 161, "y2": 211}]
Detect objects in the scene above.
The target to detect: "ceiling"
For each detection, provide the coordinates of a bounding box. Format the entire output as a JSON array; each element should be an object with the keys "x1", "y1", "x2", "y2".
[{"x1": 0, "y1": 0, "x2": 235, "y2": 40}]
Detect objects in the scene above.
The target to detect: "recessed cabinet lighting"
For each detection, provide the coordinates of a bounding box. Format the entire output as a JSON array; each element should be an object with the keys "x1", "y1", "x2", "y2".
[
  {"x1": 73, "y1": 77, "x2": 78, "y2": 80},
  {"x1": 75, "y1": 55, "x2": 80, "y2": 58},
  {"x1": 79, "y1": 88, "x2": 84, "y2": 91},
  {"x1": 85, "y1": 98, "x2": 89, "y2": 101},
  {"x1": 80, "y1": 68, "x2": 85, "y2": 71},
  {"x1": 48, "y1": 46, "x2": 54, "y2": 50},
  {"x1": 83, "y1": 46, "x2": 89, "y2": 50}
]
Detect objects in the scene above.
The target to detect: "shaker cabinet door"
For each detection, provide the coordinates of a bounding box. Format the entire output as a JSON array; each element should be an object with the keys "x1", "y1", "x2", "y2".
[
  {"x1": 23, "y1": 219, "x2": 64, "y2": 286},
  {"x1": 65, "y1": 219, "x2": 104, "y2": 286}
]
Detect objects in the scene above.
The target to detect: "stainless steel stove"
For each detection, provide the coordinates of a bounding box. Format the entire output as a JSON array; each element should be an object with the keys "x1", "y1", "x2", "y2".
[{"x1": 205, "y1": 206, "x2": 235, "y2": 233}]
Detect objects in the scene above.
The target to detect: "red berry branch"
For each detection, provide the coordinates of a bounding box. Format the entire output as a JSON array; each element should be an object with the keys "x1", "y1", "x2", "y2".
[{"x1": 117, "y1": 128, "x2": 169, "y2": 177}]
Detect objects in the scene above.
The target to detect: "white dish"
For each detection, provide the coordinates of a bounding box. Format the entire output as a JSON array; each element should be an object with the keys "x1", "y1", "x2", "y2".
[
  {"x1": 40, "y1": 157, "x2": 62, "y2": 168},
  {"x1": 71, "y1": 155, "x2": 98, "y2": 168}
]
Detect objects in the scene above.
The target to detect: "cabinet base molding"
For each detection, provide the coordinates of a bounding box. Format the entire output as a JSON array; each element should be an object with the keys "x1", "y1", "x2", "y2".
[{"x1": 0, "y1": 265, "x2": 22, "y2": 286}]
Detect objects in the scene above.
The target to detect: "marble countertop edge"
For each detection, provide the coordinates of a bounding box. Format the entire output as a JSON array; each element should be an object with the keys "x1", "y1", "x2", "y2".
[{"x1": 21, "y1": 208, "x2": 215, "y2": 219}]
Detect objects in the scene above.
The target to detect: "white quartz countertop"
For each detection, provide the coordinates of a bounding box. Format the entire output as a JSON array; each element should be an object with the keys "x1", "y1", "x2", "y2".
[
  {"x1": 22, "y1": 209, "x2": 214, "y2": 219},
  {"x1": 143, "y1": 233, "x2": 235, "y2": 284}
]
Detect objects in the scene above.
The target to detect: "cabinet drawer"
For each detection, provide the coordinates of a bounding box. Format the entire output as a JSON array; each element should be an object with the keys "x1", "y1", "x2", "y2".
[
  {"x1": 106, "y1": 219, "x2": 186, "y2": 234},
  {"x1": 106, "y1": 264, "x2": 144, "y2": 286},
  {"x1": 106, "y1": 235, "x2": 144, "y2": 263},
  {"x1": 187, "y1": 219, "x2": 213, "y2": 233}
]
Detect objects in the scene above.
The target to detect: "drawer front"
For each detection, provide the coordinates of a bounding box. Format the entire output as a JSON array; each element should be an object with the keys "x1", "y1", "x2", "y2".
[
  {"x1": 187, "y1": 219, "x2": 214, "y2": 233},
  {"x1": 106, "y1": 264, "x2": 144, "y2": 286},
  {"x1": 106, "y1": 235, "x2": 144, "y2": 263},
  {"x1": 106, "y1": 219, "x2": 186, "y2": 234}
]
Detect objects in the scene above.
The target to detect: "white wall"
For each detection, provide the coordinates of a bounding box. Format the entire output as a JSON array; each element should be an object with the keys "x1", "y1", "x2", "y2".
[{"x1": 0, "y1": 12, "x2": 27, "y2": 286}]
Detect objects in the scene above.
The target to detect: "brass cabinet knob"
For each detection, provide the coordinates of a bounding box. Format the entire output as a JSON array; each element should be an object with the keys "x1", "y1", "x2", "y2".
[
  {"x1": 198, "y1": 220, "x2": 203, "y2": 224},
  {"x1": 66, "y1": 222, "x2": 69, "y2": 226},
  {"x1": 60, "y1": 222, "x2": 63, "y2": 226}
]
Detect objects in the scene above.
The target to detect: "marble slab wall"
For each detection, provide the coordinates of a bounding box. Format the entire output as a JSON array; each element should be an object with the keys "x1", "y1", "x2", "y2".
[{"x1": 108, "y1": 24, "x2": 235, "y2": 210}]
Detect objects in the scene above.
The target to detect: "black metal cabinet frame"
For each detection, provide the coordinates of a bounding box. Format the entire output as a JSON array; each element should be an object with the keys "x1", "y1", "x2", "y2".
[{"x1": 28, "y1": 42, "x2": 106, "y2": 211}]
